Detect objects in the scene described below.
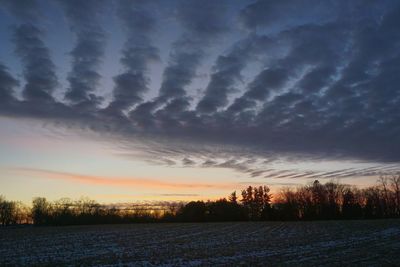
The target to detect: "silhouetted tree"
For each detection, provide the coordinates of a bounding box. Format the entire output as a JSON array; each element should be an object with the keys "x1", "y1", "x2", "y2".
[
  {"x1": 32, "y1": 197, "x2": 50, "y2": 225},
  {"x1": 311, "y1": 180, "x2": 328, "y2": 219},
  {"x1": 13, "y1": 201, "x2": 30, "y2": 224},
  {"x1": 207, "y1": 198, "x2": 246, "y2": 221},
  {"x1": 378, "y1": 176, "x2": 391, "y2": 217},
  {"x1": 390, "y1": 175, "x2": 400, "y2": 216},
  {"x1": 324, "y1": 181, "x2": 342, "y2": 219},
  {"x1": 342, "y1": 187, "x2": 363, "y2": 219},
  {"x1": 274, "y1": 188, "x2": 300, "y2": 220},
  {"x1": 0, "y1": 196, "x2": 16, "y2": 226},
  {"x1": 4, "y1": 178, "x2": 400, "y2": 225},
  {"x1": 178, "y1": 201, "x2": 207, "y2": 222},
  {"x1": 228, "y1": 191, "x2": 237, "y2": 204},
  {"x1": 296, "y1": 186, "x2": 315, "y2": 219},
  {"x1": 241, "y1": 186, "x2": 271, "y2": 220}
]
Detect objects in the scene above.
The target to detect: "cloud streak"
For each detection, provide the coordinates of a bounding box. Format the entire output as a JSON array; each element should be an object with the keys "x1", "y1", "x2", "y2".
[{"x1": 9, "y1": 167, "x2": 237, "y2": 190}]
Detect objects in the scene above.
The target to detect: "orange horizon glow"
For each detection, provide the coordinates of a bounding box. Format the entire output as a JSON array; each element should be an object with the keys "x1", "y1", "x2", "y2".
[{"x1": 7, "y1": 167, "x2": 239, "y2": 191}]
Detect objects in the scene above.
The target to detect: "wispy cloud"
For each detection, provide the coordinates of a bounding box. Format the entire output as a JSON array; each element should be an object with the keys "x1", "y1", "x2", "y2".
[{"x1": 8, "y1": 167, "x2": 237, "y2": 190}]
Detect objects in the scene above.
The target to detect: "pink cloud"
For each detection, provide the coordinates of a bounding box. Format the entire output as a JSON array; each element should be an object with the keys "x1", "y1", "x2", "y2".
[{"x1": 9, "y1": 167, "x2": 237, "y2": 190}]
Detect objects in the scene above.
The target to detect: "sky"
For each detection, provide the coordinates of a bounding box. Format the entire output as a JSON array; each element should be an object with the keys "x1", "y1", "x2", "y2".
[{"x1": 1, "y1": 0, "x2": 400, "y2": 204}]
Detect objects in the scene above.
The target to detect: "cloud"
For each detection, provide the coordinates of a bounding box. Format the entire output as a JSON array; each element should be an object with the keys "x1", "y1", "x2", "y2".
[
  {"x1": 238, "y1": 0, "x2": 392, "y2": 31},
  {"x1": 9, "y1": 167, "x2": 238, "y2": 190},
  {"x1": 0, "y1": 0, "x2": 39, "y2": 22},
  {"x1": 58, "y1": 0, "x2": 106, "y2": 107},
  {"x1": 1, "y1": 0, "x2": 58, "y2": 103},
  {"x1": 127, "y1": 0, "x2": 230, "y2": 130},
  {"x1": 158, "y1": 193, "x2": 199, "y2": 197},
  {"x1": 0, "y1": 62, "x2": 19, "y2": 103},
  {"x1": 182, "y1": 157, "x2": 195, "y2": 166},
  {"x1": 0, "y1": 0, "x2": 400, "y2": 176},
  {"x1": 227, "y1": 66, "x2": 289, "y2": 114},
  {"x1": 106, "y1": 0, "x2": 159, "y2": 113},
  {"x1": 261, "y1": 165, "x2": 400, "y2": 181},
  {"x1": 12, "y1": 24, "x2": 58, "y2": 102},
  {"x1": 196, "y1": 34, "x2": 278, "y2": 114},
  {"x1": 148, "y1": 0, "x2": 229, "y2": 119},
  {"x1": 196, "y1": 42, "x2": 247, "y2": 114}
]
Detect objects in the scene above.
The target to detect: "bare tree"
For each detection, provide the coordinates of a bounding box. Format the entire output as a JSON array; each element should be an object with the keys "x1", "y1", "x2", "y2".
[
  {"x1": 389, "y1": 174, "x2": 400, "y2": 216},
  {"x1": 228, "y1": 191, "x2": 237, "y2": 204}
]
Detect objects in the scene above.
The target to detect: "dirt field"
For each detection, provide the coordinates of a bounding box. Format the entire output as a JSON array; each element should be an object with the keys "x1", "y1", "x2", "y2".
[{"x1": 1, "y1": 220, "x2": 399, "y2": 266}]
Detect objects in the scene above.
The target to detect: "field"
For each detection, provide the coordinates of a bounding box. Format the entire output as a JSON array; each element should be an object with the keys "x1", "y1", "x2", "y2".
[{"x1": 1, "y1": 220, "x2": 399, "y2": 266}]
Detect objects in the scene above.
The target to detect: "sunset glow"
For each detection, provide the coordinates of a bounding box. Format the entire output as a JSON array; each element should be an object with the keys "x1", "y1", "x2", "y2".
[{"x1": 1, "y1": 0, "x2": 400, "y2": 204}]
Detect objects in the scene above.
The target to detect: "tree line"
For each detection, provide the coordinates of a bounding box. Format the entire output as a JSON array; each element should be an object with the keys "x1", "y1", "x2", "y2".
[{"x1": 1, "y1": 175, "x2": 400, "y2": 226}]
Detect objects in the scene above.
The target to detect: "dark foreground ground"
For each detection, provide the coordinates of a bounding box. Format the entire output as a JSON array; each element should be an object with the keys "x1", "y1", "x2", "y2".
[{"x1": 0, "y1": 220, "x2": 399, "y2": 266}]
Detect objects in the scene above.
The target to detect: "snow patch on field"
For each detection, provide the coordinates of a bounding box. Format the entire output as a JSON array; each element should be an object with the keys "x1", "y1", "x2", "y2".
[{"x1": 0, "y1": 221, "x2": 399, "y2": 265}]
